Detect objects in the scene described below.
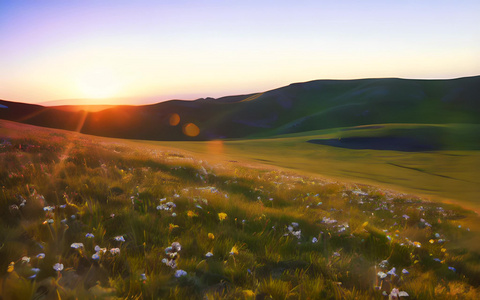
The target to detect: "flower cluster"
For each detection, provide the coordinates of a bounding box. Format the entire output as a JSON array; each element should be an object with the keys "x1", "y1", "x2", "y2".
[{"x1": 162, "y1": 242, "x2": 181, "y2": 269}]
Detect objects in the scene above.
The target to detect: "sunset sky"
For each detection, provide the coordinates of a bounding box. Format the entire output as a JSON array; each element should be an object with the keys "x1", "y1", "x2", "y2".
[{"x1": 1, "y1": 0, "x2": 479, "y2": 105}]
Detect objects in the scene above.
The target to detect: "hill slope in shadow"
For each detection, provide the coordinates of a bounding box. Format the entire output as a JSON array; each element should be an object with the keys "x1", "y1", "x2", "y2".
[{"x1": 1, "y1": 76, "x2": 479, "y2": 141}]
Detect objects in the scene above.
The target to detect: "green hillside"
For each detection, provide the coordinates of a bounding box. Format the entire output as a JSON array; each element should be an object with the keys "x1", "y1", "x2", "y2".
[
  {"x1": 152, "y1": 123, "x2": 480, "y2": 213},
  {"x1": 1, "y1": 76, "x2": 479, "y2": 141}
]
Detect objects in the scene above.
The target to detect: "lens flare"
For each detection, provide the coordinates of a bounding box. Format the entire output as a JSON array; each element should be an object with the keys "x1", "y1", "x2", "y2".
[
  {"x1": 183, "y1": 123, "x2": 200, "y2": 137},
  {"x1": 169, "y1": 113, "x2": 180, "y2": 126}
]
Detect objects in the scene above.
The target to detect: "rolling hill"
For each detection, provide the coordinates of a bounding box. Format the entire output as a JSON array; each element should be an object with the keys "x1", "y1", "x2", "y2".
[{"x1": 1, "y1": 76, "x2": 479, "y2": 141}]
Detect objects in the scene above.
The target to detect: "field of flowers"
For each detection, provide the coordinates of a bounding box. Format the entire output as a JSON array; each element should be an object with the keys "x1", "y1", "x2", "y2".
[{"x1": 1, "y1": 121, "x2": 479, "y2": 299}]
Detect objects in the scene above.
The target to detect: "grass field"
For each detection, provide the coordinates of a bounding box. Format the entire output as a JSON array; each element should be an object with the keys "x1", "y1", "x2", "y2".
[
  {"x1": 1, "y1": 120, "x2": 479, "y2": 299},
  {"x1": 151, "y1": 124, "x2": 480, "y2": 214}
]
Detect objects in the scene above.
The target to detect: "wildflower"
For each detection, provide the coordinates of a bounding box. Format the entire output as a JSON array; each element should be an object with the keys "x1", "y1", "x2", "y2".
[
  {"x1": 333, "y1": 252, "x2": 340, "y2": 257},
  {"x1": 429, "y1": 239, "x2": 435, "y2": 244},
  {"x1": 195, "y1": 204, "x2": 203, "y2": 209},
  {"x1": 21, "y1": 256, "x2": 30, "y2": 263},
  {"x1": 43, "y1": 206, "x2": 55, "y2": 211},
  {"x1": 187, "y1": 210, "x2": 197, "y2": 218},
  {"x1": 174, "y1": 269, "x2": 187, "y2": 278},
  {"x1": 205, "y1": 252, "x2": 213, "y2": 258},
  {"x1": 399, "y1": 291, "x2": 409, "y2": 297},
  {"x1": 387, "y1": 267, "x2": 396, "y2": 276},
  {"x1": 291, "y1": 222, "x2": 299, "y2": 228},
  {"x1": 92, "y1": 253, "x2": 100, "y2": 260},
  {"x1": 208, "y1": 233, "x2": 215, "y2": 240},
  {"x1": 85, "y1": 233, "x2": 94, "y2": 238},
  {"x1": 379, "y1": 260, "x2": 389, "y2": 268},
  {"x1": 390, "y1": 288, "x2": 400, "y2": 298},
  {"x1": 389, "y1": 288, "x2": 409, "y2": 298},
  {"x1": 169, "y1": 224, "x2": 179, "y2": 231},
  {"x1": 448, "y1": 266, "x2": 456, "y2": 272},
  {"x1": 230, "y1": 245, "x2": 239, "y2": 255},
  {"x1": 312, "y1": 237, "x2": 318, "y2": 243},
  {"x1": 7, "y1": 262, "x2": 14, "y2": 273},
  {"x1": 171, "y1": 212, "x2": 177, "y2": 217},
  {"x1": 377, "y1": 271, "x2": 387, "y2": 279},
  {"x1": 71, "y1": 242, "x2": 84, "y2": 249},
  {"x1": 218, "y1": 212, "x2": 227, "y2": 221},
  {"x1": 402, "y1": 214, "x2": 410, "y2": 220},
  {"x1": 95, "y1": 245, "x2": 107, "y2": 253},
  {"x1": 140, "y1": 273, "x2": 147, "y2": 281},
  {"x1": 36, "y1": 253, "x2": 45, "y2": 259},
  {"x1": 114, "y1": 235, "x2": 125, "y2": 242},
  {"x1": 31, "y1": 268, "x2": 40, "y2": 273},
  {"x1": 171, "y1": 242, "x2": 181, "y2": 252},
  {"x1": 243, "y1": 290, "x2": 255, "y2": 297},
  {"x1": 401, "y1": 269, "x2": 409, "y2": 275},
  {"x1": 53, "y1": 263, "x2": 64, "y2": 271},
  {"x1": 43, "y1": 219, "x2": 54, "y2": 224},
  {"x1": 110, "y1": 248, "x2": 121, "y2": 255}
]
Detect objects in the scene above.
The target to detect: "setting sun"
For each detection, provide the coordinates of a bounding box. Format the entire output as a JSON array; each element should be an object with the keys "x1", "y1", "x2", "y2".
[{"x1": 75, "y1": 68, "x2": 123, "y2": 99}]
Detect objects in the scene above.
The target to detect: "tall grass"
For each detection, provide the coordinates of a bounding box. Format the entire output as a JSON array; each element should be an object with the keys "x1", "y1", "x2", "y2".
[{"x1": 0, "y1": 121, "x2": 479, "y2": 299}]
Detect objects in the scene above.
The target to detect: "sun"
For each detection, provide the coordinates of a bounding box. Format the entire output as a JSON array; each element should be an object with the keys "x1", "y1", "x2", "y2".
[{"x1": 75, "y1": 68, "x2": 122, "y2": 99}]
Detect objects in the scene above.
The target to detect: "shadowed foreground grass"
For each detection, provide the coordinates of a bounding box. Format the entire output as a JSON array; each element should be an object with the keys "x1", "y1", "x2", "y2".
[{"x1": 1, "y1": 120, "x2": 479, "y2": 299}]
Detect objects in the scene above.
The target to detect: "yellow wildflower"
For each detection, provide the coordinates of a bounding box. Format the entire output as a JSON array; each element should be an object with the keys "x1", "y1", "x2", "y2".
[
  {"x1": 187, "y1": 210, "x2": 198, "y2": 218},
  {"x1": 208, "y1": 233, "x2": 215, "y2": 240},
  {"x1": 230, "y1": 245, "x2": 238, "y2": 255},
  {"x1": 169, "y1": 224, "x2": 179, "y2": 231},
  {"x1": 7, "y1": 262, "x2": 14, "y2": 273},
  {"x1": 218, "y1": 212, "x2": 227, "y2": 221},
  {"x1": 429, "y1": 239, "x2": 435, "y2": 244}
]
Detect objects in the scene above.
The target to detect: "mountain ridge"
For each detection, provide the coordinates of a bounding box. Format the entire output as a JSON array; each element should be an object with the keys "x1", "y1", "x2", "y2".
[{"x1": 1, "y1": 76, "x2": 479, "y2": 141}]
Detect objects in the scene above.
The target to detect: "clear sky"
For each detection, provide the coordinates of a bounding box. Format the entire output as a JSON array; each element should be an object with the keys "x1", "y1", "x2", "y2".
[{"x1": 1, "y1": 0, "x2": 479, "y2": 105}]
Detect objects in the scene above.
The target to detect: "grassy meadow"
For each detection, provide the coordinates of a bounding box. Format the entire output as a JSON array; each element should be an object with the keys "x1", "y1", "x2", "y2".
[
  {"x1": 156, "y1": 124, "x2": 480, "y2": 213},
  {"x1": 1, "y1": 119, "x2": 480, "y2": 299}
]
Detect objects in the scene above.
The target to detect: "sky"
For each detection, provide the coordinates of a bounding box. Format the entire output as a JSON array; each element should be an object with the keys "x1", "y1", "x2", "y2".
[{"x1": 1, "y1": 0, "x2": 479, "y2": 105}]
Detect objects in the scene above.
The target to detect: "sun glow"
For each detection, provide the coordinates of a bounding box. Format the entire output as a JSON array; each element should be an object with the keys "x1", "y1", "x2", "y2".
[{"x1": 75, "y1": 68, "x2": 123, "y2": 99}]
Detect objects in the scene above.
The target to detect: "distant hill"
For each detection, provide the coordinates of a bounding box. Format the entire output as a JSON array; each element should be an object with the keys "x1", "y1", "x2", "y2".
[
  {"x1": 1, "y1": 76, "x2": 479, "y2": 141},
  {"x1": 50, "y1": 105, "x2": 116, "y2": 112}
]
